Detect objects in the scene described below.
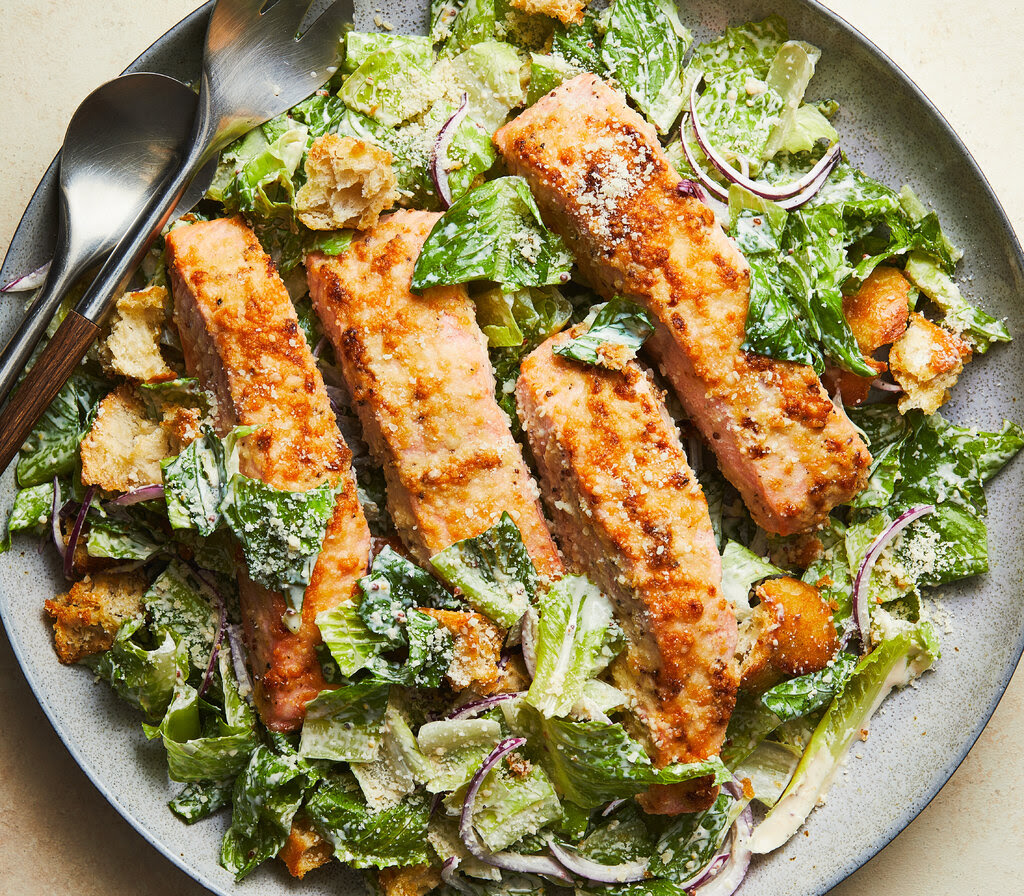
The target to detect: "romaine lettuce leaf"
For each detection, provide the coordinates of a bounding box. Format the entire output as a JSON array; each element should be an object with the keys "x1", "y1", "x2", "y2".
[
  {"x1": 220, "y1": 745, "x2": 314, "y2": 880},
  {"x1": 471, "y1": 763, "x2": 562, "y2": 852},
  {"x1": 316, "y1": 601, "x2": 389, "y2": 677},
  {"x1": 305, "y1": 781, "x2": 434, "y2": 868},
  {"x1": 720, "y1": 540, "x2": 783, "y2": 623},
  {"x1": 418, "y1": 717, "x2": 503, "y2": 793},
  {"x1": 759, "y1": 651, "x2": 858, "y2": 722},
  {"x1": 551, "y1": 9, "x2": 605, "y2": 75},
  {"x1": 601, "y1": 0, "x2": 692, "y2": 133},
  {"x1": 350, "y1": 701, "x2": 432, "y2": 809},
  {"x1": 371, "y1": 609, "x2": 454, "y2": 689},
  {"x1": 552, "y1": 298, "x2": 655, "y2": 370},
  {"x1": 732, "y1": 739, "x2": 801, "y2": 808},
  {"x1": 2, "y1": 481, "x2": 55, "y2": 549},
  {"x1": 142, "y1": 561, "x2": 218, "y2": 671},
  {"x1": 527, "y1": 53, "x2": 582, "y2": 105},
  {"x1": 169, "y1": 780, "x2": 234, "y2": 823},
  {"x1": 526, "y1": 575, "x2": 623, "y2": 718},
  {"x1": 299, "y1": 680, "x2": 390, "y2": 763},
  {"x1": 430, "y1": 511, "x2": 537, "y2": 627},
  {"x1": 749, "y1": 624, "x2": 938, "y2": 853},
  {"x1": 84, "y1": 509, "x2": 162, "y2": 562},
  {"x1": 445, "y1": 41, "x2": 528, "y2": 134},
  {"x1": 340, "y1": 46, "x2": 438, "y2": 128},
  {"x1": 473, "y1": 286, "x2": 571, "y2": 349},
  {"x1": 17, "y1": 373, "x2": 107, "y2": 487},
  {"x1": 647, "y1": 793, "x2": 734, "y2": 882},
  {"x1": 411, "y1": 176, "x2": 573, "y2": 292},
  {"x1": 214, "y1": 123, "x2": 309, "y2": 223},
  {"x1": 220, "y1": 473, "x2": 338, "y2": 624},
  {"x1": 87, "y1": 617, "x2": 187, "y2": 720},
  {"x1": 344, "y1": 31, "x2": 433, "y2": 73}
]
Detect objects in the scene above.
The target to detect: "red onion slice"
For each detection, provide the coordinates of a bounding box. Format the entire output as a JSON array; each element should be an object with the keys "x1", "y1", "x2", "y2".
[
  {"x1": 447, "y1": 692, "x2": 522, "y2": 721},
  {"x1": 111, "y1": 484, "x2": 166, "y2": 506},
  {"x1": 459, "y1": 736, "x2": 573, "y2": 882},
  {"x1": 547, "y1": 838, "x2": 649, "y2": 884},
  {"x1": 1, "y1": 260, "x2": 51, "y2": 293},
  {"x1": 197, "y1": 581, "x2": 228, "y2": 700},
  {"x1": 692, "y1": 805, "x2": 753, "y2": 896},
  {"x1": 440, "y1": 857, "x2": 475, "y2": 894},
  {"x1": 600, "y1": 798, "x2": 626, "y2": 817},
  {"x1": 852, "y1": 504, "x2": 935, "y2": 651},
  {"x1": 871, "y1": 378, "x2": 902, "y2": 393},
  {"x1": 687, "y1": 76, "x2": 842, "y2": 204},
  {"x1": 430, "y1": 92, "x2": 470, "y2": 210},
  {"x1": 519, "y1": 607, "x2": 539, "y2": 679},
  {"x1": 50, "y1": 477, "x2": 66, "y2": 562},
  {"x1": 63, "y1": 486, "x2": 95, "y2": 579},
  {"x1": 311, "y1": 334, "x2": 327, "y2": 360},
  {"x1": 226, "y1": 623, "x2": 254, "y2": 702}
]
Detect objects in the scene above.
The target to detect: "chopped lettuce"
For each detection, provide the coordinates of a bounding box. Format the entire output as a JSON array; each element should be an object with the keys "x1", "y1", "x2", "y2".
[
  {"x1": 299, "y1": 680, "x2": 390, "y2": 763},
  {"x1": 750, "y1": 624, "x2": 938, "y2": 853},
  {"x1": 84, "y1": 509, "x2": 162, "y2": 561},
  {"x1": 471, "y1": 762, "x2": 562, "y2": 852},
  {"x1": 720, "y1": 540, "x2": 783, "y2": 623},
  {"x1": 169, "y1": 780, "x2": 234, "y2": 824},
  {"x1": 350, "y1": 702, "x2": 432, "y2": 809},
  {"x1": 142, "y1": 561, "x2": 217, "y2": 671},
  {"x1": 759, "y1": 651, "x2": 858, "y2": 722},
  {"x1": 418, "y1": 717, "x2": 503, "y2": 793},
  {"x1": 344, "y1": 31, "x2": 433, "y2": 73},
  {"x1": 3, "y1": 481, "x2": 55, "y2": 548},
  {"x1": 732, "y1": 739, "x2": 802, "y2": 808},
  {"x1": 316, "y1": 601, "x2": 389, "y2": 677},
  {"x1": 552, "y1": 298, "x2": 655, "y2": 370},
  {"x1": 87, "y1": 617, "x2": 187, "y2": 720},
  {"x1": 527, "y1": 53, "x2": 582, "y2": 105},
  {"x1": 220, "y1": 745, "x2": 314, "y2": 880},
  {"x1": 305, "y1": 780, "x2": 434, "y2": 869},
  {"x1": 601, "y1": 0, "x2": 692, "y2": 133},
  {"x1": 431, "y1": 511, "x2": 537, "y2": 627},
  {"x1": 445, "y1": 41, "x2": 528, "y2": 134},
  {"x1": 16, "y1": 373, "x2": 106, "y2": 487},
  {"x1": 142, "y1": 656, "x2": 257, "y2": 783},
  {"x1": 525, "y1": 575, "x2": 622, "y2": 718},
  {"x1": 648, "y1": 793, "x2": 734, "y2": 882},
  {"x1": 340, "y1": 46, "x2": 438, "y2": 128},
  {"x1": 551, "y1": 9, "x2": 605, "y2": 74},
  {"x1": 220, "y1": 473, "x2": 338, "y2": 624},
  {"x1": 473, "y1": 286, "x2": 571, "y2": 349},
  {"x1": 506, "y1": 701, "x2": 728, "y2": 809},
  {"x1": 411, "y1": 176, "x2": 573, "y2": 292}
]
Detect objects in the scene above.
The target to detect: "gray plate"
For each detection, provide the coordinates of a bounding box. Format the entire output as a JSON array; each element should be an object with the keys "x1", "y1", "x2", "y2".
[{"x1": 1, "y1": 1, "x2": 1021, "y2": 894}]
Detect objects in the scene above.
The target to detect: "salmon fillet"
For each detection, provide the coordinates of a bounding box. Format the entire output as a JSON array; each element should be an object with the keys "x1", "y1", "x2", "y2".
[
  {"x1": 305, "y1": 209, "x2": 563, "y2": 580},
  {"x1": 495, "y1": 75, "x2": 871, "y2": 535},
  {"x1": 517, "y1": 331, "x2": 737, "y2": 813},
  {"x1": 165, "y1": 216, "x2": 370, "y2": 731}
]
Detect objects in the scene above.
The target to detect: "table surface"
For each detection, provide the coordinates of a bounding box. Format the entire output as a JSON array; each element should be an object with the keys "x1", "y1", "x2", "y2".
[{"x1": 1, "y1": 1, "x2": 1022, "y2": 894}]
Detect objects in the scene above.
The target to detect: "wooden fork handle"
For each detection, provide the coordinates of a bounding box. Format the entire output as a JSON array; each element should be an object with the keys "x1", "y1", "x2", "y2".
[{"x1": 0, "y1": 310, "x2": 100, "y2": 477}]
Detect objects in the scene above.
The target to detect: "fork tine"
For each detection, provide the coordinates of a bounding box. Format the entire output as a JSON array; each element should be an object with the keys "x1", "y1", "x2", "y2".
[{"x1": 299, "y1": 0, "x2": 355, "y2": 46}]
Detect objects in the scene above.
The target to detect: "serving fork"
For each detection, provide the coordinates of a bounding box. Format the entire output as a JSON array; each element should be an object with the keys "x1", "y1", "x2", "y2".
[{"x1": 0, "y1": 0, "x2": 353, "y2": 473}]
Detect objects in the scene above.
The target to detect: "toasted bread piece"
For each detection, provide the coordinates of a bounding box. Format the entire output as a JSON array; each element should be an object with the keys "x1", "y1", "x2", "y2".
[
  {"x1": 827, "y1": 267, "x2": 912, "y2": 405},
  {"x1": 98, "y1": 284, "x2": 176, "y2": 383},
  {"x1": 378, "y1": 865, "x2": 442, "y2": 896},
  {"x1": 80, "y1": 385, "x2": 173, "y2": 491},
  {"x1": 279, "y1": 815, "x2": 333, "y2": 879},
  {"x1": 296, "y1": 135, "x2": 398, "y2": 231},
  {"x1": 508, "y1": 0, "x2": 587, "y2": 26},
  {"x1": 889, "y1": 312, "x2": 971, "y2": 414},
  {"x1": 419, "y1": 609, "x2": 504, "y2": 694},
  {"x1": 44, "y1": 571, "x2": 147, "y2": 664},
  {"x1": 738, "y1": 576, "x2": 839, "y2": 693}
]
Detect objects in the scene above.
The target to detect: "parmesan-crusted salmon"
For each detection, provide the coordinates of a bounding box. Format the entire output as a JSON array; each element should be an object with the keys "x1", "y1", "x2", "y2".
[
  {"x1": 166, "y1": 216, "x2": 370, "y2": 731},
  {"x1": 495, "y1": 75, "x2": 871, "y2": 535},
  {"x1": 517, "y1": 331, "x2": 737, "y2": 813},
  {"x1": 305, "y1": 209, "x2": 563, "y2": 579}
]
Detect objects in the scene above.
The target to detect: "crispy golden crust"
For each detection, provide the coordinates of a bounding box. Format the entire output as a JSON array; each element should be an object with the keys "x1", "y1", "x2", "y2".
[
  {"x1": 495, "y1": 75, "x2": 871, "y2": 535},
  {"x1": 279, "y1": 815, "x2": 333, "y2": 879},
  {"x1": 825, "y1": 266, "x2": 912, "y2": 405},
  {"x1": 306, "y1": 210, "x2": 563, "y2": 578},
  {"x1": 516, "y1": 332, "x2": 737, "y2": 812},
  {"x1": 419, "y1": 608, "x2": 504, "y2": 694},
  {"x1": 44, "y1": 572, "x2": 146, "y2": 664},
  {"x1": 166, "y1": 216, "x2": 370, "y2": 731},
  {"x1": 739, "y1": 576, "x2": 839, "y2": 694},
  {"x1": 378, "y1": 865, "x2": 442, "y2": 896},
  {"x1": 889, "y1": 311, "x2": 971, "y2": 415}
]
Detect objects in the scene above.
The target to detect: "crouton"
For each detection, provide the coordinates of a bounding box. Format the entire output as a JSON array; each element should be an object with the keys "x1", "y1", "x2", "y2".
[
  {"x1": 44, "y1": 571, "x2": 146, "y2": 663},
  {"x1": 738, "y1": 577, "x2": 839, "y2": 694},
  {"x1": 378, "y1": 864, "x2": 442, "y2": 896},
  {"x1": 417, "y1": 609, "x2": 504, "y2": 695},
  {"x1": 80, "y1": 386, "x2": 174, "y2": 492},
  {"x1": 509, "y1": 0, "x2": 587, "y2": 26},
  {"x1": 826, "y1": 267, "x2": 912, "y2": 405},
  {"x1": 889, "y1": 311, "x2": 972, "y2": 414},
  {"x1": 159, "y1": 404, "x2": 203, "y2": 448},
  {"x1": 98, "y1": 285, "x2": 175, "y2": 383},
  {"x1": 296, "y1": 135, "x2": 398, "y2": 231},
  {"x1": 279, "y1": 814, "x2": 333, "y2": 879}
]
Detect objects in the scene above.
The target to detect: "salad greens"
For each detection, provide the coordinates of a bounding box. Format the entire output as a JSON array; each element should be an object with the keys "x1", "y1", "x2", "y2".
[{"x1": 6, "y1": 1, "x2": 1020, "y2": 893}]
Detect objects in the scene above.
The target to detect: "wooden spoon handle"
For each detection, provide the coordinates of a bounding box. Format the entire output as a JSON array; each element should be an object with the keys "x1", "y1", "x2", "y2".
[{"x1": 0, "y1": 310, "x2": 100, "y2": 477}]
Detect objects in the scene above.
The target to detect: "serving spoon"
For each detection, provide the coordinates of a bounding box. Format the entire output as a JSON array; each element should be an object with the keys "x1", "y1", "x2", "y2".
[
  {"x1": 0, "y1": 0, "x2": 352, "y2": 474},
  {"x1": 0, "y1": 73, "x2": 212, "y2": 410}
]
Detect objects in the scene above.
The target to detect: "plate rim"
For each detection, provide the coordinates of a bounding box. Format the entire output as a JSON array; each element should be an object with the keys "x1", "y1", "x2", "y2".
[{"x1": 1, "y1": 1, "x2": 1022, "y2": 894}]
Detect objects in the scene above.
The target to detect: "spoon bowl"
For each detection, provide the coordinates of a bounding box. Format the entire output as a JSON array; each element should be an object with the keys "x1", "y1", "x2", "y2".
[{"x1": 0, "y1": 72, "x2": 211, "y2": 404}]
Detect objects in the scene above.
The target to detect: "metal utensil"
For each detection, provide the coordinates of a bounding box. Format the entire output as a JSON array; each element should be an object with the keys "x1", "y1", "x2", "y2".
[
  {"x1": 0, "y1": 73, "x2": 211, "y2": 406},
  {"x1": 0, "y1": 0, "x2": 351, "y2": 473}
]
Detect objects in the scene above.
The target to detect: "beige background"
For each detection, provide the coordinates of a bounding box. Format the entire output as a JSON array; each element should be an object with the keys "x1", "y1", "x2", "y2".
[{"x1": 1, "y1": 1, "x2": 1022, "y2": 894}]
